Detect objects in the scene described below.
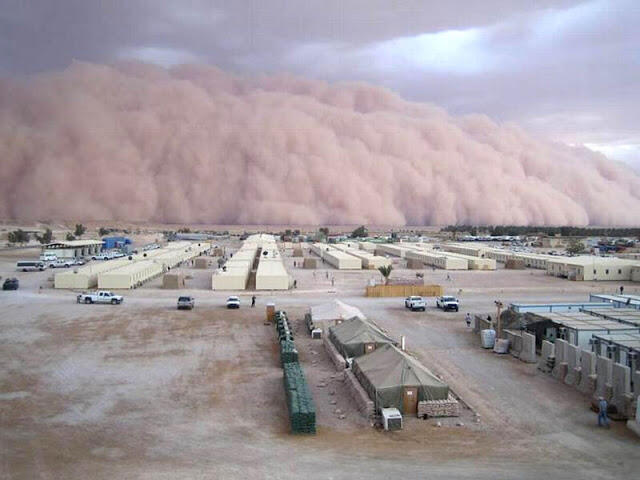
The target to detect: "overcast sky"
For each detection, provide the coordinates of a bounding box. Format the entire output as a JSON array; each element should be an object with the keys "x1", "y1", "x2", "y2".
[{"x1": 1, "y1": 0, "x2": 638, "y2": 169}]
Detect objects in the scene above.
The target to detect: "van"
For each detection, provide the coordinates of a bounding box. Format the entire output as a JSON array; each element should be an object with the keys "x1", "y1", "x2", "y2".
[{"x1": 16, "y1": 261, "x2": 46, "y2": 271}]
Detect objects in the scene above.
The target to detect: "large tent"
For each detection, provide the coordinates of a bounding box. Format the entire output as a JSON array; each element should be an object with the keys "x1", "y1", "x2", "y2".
[
  {"x1": 352, "y1": 344, "x2": 449, "y2": 414},
  {"x1": 328, "y1": 317, "x2": 396, "y2": 359},
  {"x1": 309, "y1": 300, "x2": 366, "y2": 329}
]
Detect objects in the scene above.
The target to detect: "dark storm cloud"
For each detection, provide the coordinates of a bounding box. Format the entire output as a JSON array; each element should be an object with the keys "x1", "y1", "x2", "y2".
[{"x1": 0, "y1": 0, "x2": 638, "y2": 169}]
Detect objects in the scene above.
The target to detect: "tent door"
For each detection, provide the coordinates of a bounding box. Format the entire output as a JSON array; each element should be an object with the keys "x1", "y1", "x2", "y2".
[
  {"x1": 364, "y1": 343, "x2": 376, "y2": 354},
  {"x1": 402, "y1": 387, "x2": 418, "y2": 414}
]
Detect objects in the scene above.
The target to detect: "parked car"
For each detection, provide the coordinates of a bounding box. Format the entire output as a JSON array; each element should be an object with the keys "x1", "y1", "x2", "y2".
[
  {"x1": 177, "y1": 296, "x2": 195, "y2": 310},
  {"x1": 50, "y1": 259, "x2": 75, "y2": 268},
  {"x1": 74, "y1": 258, "x2": 86, "y2": 266},
  {"x1": 110, "y1": 251, "x2": 126, "y2": 258},
  {"x1": 76, "y1": 291, "x2": 124, "y2": 305},
  {"x1": 436, "y1": 296, "x2": 460, "y2": 312},
  {"x1": 91, "y1": 253, "x2": 111, "y2": 260},
  {"x1": 2, "y1": 278, "x2": 19, "y2": 290},
  {"x1": 404, "y1": 296, "x2": 426, "y2": 311},
  {"x1": 39, "y1": 253, "x2": 58, "y2": 262},
  {"x1": 226, "y1": 296, "x2": 240, "y2": 309}
]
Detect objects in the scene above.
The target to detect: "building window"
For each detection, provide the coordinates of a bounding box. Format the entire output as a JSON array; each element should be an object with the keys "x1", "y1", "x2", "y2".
[
  {"x1": 593, "y1": 269, "x2": 596, "y2": 274},
  {"x1": 618, "y1": 269, "x2": 622, "y2": 274},
  {"x1": 605, "y1": 269, "x2": 609, "y2": 275}
]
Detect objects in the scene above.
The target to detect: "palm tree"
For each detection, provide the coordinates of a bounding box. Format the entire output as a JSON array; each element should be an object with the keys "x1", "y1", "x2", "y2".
[{"x1": 378, "y1": 265, "x2": 393, "y2": 285}]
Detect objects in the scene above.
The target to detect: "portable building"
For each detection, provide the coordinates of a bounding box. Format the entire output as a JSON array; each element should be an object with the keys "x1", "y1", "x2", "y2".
[
  {"x1": 333, "y1": 244, "x2": 391, "y2": 269},
  {"x1": 527, "y1": 312, "x2": 640, "y2": 349},
  {"x1": 256, "y1": 249, "x2": 289, "y2": 290},
  {"x1": 54, "y1": 258, "x2": 130, "y2": 289},
  {"x1": 440, "y1": 243, "x2": 487, "y2": 258},
  {"x1": 328, "y1": 317, "x2": 396, "y2": 359},
  {"x1": 438, "y1": 252, "x2": 496, "y2": 270},
  {"x1": 163, "y1": 273, "x2": 185, "y2": 289},
  {"x1": 509, "y1": 302, "x2": 612, "y2": 314},
  {"x1": 97, "y1": 260, "x2": 163, "y2": 289},
  {"x1": 588, "y1": 294, "x2": 640, "y2": 310},
  {"x1": 102, "y1": 236, "x2": 131, "y2": 250},
  {"x1": 42, "y1": 240, "x2": 103, "y2": 259},
  {"x1": 546, "y1": 256, "x2": 638, "y2": 281},
  {"x1": 591, "y1": 332, "x2": 640, "y2": 373},
  {"x1": 375, "y1": 244, "x2": 416, "y2": 258},
  {"x1": 352, "y1": 344, "x2": 449, "y2": 414},
  {"x1": 405, "y1": 249, "x2": 467, "y2": 270},
  {"x1": 359, "y1": 242, "x2": 377, "y2": 253},
  {"x1": 580, "y1": 307, "x2": 640, "y2": 327}
]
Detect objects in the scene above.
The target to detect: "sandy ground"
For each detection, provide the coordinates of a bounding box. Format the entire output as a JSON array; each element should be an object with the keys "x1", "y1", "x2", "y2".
[{"x1": 1, "y1": 244, "x2": 639, "y2": 479}]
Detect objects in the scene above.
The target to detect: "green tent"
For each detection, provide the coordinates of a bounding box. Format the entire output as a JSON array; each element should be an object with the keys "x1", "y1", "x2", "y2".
[
  {"x1": 328, "y1": 317, "x2": 396, "y2": 359},
  {"x1": 352, "y1": 344, "x2": 449, "y2": 413}
]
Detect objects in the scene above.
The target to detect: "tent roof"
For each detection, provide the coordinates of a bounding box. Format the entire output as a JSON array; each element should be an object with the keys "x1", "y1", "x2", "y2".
[
  {"x1": 329, "y1": 317, "x2": 395, "y2": 348},
  {"x1": 310, "y1": 300, "x2": 366, "y2": 321},
  {"x1": 353, "y1": 344, "x2": 447, "y2": 391}
]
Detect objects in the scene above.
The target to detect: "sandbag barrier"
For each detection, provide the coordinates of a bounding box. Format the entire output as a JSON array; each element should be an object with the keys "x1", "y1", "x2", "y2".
[{"x1": 275, "y1": 311, "x2": 316, "y2": 434}]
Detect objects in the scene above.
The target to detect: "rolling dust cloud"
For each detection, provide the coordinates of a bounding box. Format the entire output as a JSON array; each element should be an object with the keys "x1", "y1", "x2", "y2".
[{"x1": 1, "y1": 61, "x2": 639, "y2": 226}]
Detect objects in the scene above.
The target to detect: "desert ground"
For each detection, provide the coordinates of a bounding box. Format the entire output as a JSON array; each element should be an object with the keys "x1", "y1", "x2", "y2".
[{"x1": 1, "y1": 238, "x2": 639, "y2": 479}]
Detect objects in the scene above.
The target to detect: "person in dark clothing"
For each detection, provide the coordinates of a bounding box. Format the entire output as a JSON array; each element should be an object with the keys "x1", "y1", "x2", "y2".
[
  {"x1": 251, "y1": 296, "x2": 256, "y2": 308},
  {"x1": 620, "y1": 285, "x2": 624, "y2": 295},
  {"x1": 598, "y1": 397, "x2": 610, "y2": 428}
]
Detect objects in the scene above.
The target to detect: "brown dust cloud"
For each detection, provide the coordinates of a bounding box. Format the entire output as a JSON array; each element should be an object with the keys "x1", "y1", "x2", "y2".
[{"x1": 1, "y1": 62, "x2": 639, "y2": 226}]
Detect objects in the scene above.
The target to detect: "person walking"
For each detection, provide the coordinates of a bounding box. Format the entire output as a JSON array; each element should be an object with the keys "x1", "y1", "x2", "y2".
[
  {"x1": 620, "y1": 285, "x2": 624, "y2": 295},
  {"x1": 251, "y1": 295, "x2": 256, "y2": 308},
  {"x1": 598, "y1": 397, "x2": 610, "y2": 428},
  {"x1": 331, "y1": 277, "x2": 335, "y2": 287},
  {"x1": 465, "y1": 313, "x2": 472, "y2": 328}
]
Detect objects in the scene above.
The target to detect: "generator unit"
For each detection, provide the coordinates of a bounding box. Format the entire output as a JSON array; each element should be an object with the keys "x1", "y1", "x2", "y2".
[{"x1": 381, "y1": 408, "x2": 403, "y2": 431}]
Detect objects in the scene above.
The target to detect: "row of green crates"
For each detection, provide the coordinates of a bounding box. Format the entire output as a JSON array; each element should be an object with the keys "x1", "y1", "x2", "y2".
[
  {"x1": 275, "y1": 311, "x2": 316, "y2": 434},
  {"x1": 283, "y1": 362, "x2": 316, "y2": 434}
]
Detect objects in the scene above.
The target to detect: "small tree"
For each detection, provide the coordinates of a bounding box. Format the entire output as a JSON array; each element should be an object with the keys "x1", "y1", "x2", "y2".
[
  {"x1": 66, "y1": 233, "x2": 76, "y2": 241},
  {"x1": 350, "y1": 225, "x2": 368, "y2": 238},
  {"x1": 98, "y1": 227, "x2": 110, "y2": 236},
  {"x1": 8, "y1": 229, "x2": 30, "y2": 244},
  {"x1": 74, "y1": 224, "x2": 86, "y2": 238},
  {"x1": 566, "y1": 239, "x2": 585, "y2": 255},
  {"x1": 378, "y1": 265, "x2": 393, "y2": 285},
  {"x1": 35, "y1": 228, "x2": 53, "y2": 244}
]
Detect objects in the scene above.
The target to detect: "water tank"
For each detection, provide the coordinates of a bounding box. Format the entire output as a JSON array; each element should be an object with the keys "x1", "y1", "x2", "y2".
[{"x1": 481, "y1": 329, "x2": 496, "y2": 349}]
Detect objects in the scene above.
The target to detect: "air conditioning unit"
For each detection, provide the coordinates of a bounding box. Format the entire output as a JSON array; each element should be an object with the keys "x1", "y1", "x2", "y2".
[{"x1": 381, "y1": 408, "x2": 403, "y2": 431}]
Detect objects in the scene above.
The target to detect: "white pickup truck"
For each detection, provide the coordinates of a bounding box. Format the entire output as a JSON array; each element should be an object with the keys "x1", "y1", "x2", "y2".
[
  {"x1": 77, "y1": 291, "x2": 124, "y2": 305},
  {"x1": 404, "y1": 296, "x2": 426, "y2": 311},
  {"x1": 436, "y1": 296, "x2": 460, "y2": 312}
]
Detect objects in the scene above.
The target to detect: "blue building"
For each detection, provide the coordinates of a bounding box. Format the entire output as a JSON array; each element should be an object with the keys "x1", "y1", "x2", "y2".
[{"x1": 102, "y1": 236, "x2": 132, "y2": 250}]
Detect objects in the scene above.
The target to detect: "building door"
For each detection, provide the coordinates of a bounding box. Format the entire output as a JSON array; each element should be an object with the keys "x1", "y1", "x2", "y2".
[
  {"x1": 364, "y1": 343, "x2": 376, "y2": 354},
  {"x1": 402, "y1": 387, "x2": 418, "y2": 414}
]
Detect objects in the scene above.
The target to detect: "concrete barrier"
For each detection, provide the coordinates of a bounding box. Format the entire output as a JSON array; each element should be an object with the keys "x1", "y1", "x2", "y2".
[
  {"x1": 323, "y1": 334, "x2": 346, "y2": 371},
  {"x1": 520, "y1": 332, "x2": 536, "y2": 364},
  {"x1": 538, "y1": 340, "x2": 555, "y2": 373},
  {"x1": 627, "y1": 400, "x2": 640, "y2": 437},
  {"x1": 633, "y1": 370, "x2": 640, "y2": 403},
  {"x1": 552, "y1": 339, "x2": 568, "y2": 382},
  {"x1": 611, "y1": 363, "x2": 633, "y2": 419},
  {"x1": 504, "y1": 330, "x2": 522, "y2": 358},
  {"x1": 474, "y1": 315, "x2": 492, "y2": 334},
  {"x1": 344, "y1": 369, "x2": 374, "y2": 418},
  {"x1": 577, "y1": 350, "x2": 597, "y2": 395},
  {"x1": 595, "y1": 355, "x2": 613, "y2": 401},
  {"x1": 564, "y1": 344, "x2": 581, "y2": 386}
]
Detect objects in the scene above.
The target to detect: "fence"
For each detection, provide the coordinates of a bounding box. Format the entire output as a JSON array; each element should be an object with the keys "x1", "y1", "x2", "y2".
[{"x1": 365, "y1": 284, "x2": 443, "y2": 298}]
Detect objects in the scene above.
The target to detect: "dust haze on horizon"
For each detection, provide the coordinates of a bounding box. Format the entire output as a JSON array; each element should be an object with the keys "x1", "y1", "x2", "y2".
[{"x1": 1, "y1": 61, "x2": 640, "y2": 227}]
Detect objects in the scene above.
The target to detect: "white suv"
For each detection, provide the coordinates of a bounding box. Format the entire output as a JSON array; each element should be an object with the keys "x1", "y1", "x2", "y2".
[{"x1": 405, "y1": 296, "x2": 426, "y2": 311}]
